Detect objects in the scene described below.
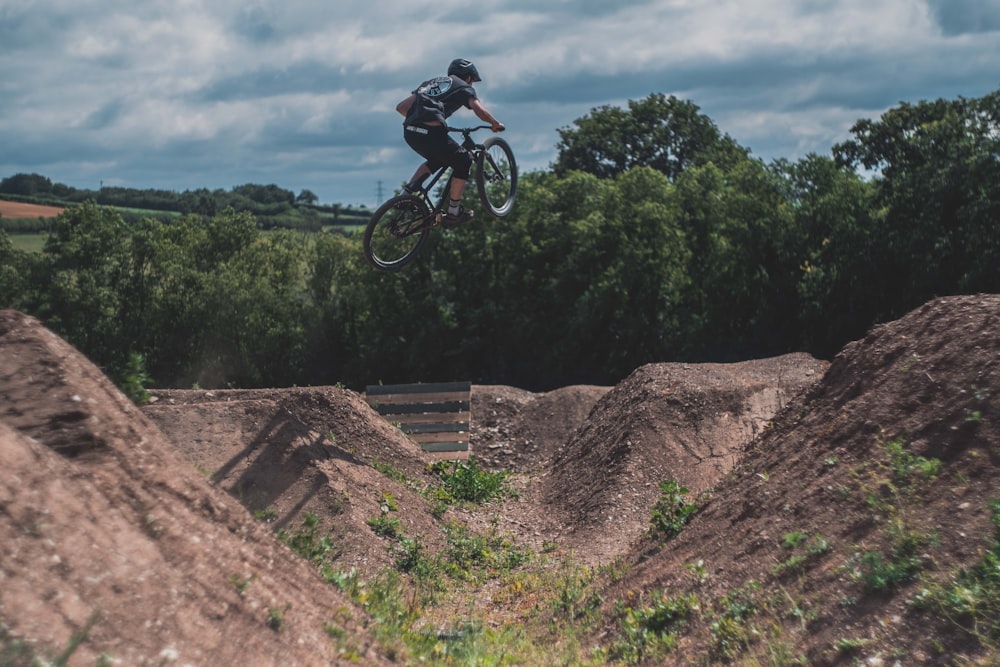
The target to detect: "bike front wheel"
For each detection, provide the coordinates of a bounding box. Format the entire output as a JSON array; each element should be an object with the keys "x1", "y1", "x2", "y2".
[
  {"x1": 476, "y1": 136, "x2": 517, "y2": 218},
  {"x1": 363, "y1": 195, "x2": 433, "y2": 271}
]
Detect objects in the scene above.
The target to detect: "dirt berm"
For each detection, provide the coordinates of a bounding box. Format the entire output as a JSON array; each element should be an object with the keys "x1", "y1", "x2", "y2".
[{"x1": 2, "y1": 293, "x2": 999, "y2": 664}]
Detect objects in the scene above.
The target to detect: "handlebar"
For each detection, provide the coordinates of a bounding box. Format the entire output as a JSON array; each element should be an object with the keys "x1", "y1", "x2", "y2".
[{"x1": 448, "y1": 125, "x2": 504, "y2": 134}]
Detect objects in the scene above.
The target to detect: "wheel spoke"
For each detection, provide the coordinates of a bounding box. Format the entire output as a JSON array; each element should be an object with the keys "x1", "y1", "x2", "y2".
[
  {"x1": 477, "y1": 137, "x2": 517, "y2": 218},
  {"x1": 363, "y1": 195, "x2": 431, "y2": 270}
]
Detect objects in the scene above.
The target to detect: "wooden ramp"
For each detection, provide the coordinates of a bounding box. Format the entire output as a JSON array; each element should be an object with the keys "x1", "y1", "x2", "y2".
[{"x1": 364, "y1": 381, "x2": 471, "y2": 460}]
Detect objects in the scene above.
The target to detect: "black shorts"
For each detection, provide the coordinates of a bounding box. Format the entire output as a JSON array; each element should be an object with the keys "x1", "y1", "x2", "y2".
[{"x1": 404, "y1": 124, "x2": 473, "y2": 180}]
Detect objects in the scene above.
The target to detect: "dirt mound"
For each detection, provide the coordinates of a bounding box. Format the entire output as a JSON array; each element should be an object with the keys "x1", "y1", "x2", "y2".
[
  {"x1": 541, "y1": 354, "x2": 828, "y2": 561},
  {"x1": 602, "y1": 294, "x2": 1000, "y2": 663},
  {"x1": 471, "y1": 384, "x2": 613, "y2": 472},
  {"x1": 0, "y1": 311, "x2": 387, "y2": 665},
  {"x1": 144, "y1": 388, "x2": 450, "y2": 575},
  {"x1": 6, "y1": 292, "x2": 996, "y2": 664}
]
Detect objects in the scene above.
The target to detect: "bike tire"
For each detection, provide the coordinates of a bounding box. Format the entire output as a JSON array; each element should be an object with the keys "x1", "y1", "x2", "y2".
[
  {"x1": 476, "y1": 136, "x2": 517, "y2": 218},
  {"x1": 363, "y1": 194, "x2": 433, "y2": 271}
]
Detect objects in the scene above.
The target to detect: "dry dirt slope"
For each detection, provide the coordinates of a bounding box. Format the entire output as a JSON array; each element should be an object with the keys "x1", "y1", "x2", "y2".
[
  {"x1": 2, "y1": 293, "x2": 999, "y2": 665},
  {"x1": 143, "y1": 355, "x2": 826, "y2": 570},
  {"x1": 0, "y1": 311, "x2": 389, "y2": 666},
  {"x1": 602, "y1": 294, "x2": 1000, "y2": 664}
]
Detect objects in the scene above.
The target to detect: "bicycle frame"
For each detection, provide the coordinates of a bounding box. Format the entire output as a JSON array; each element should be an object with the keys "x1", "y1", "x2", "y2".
[
  {"x1": 363, "y1": 124, "x2": 515, "y2": 270},
  {"x1": 407, "y1": 125, "x2": 495, "y2": 227}
]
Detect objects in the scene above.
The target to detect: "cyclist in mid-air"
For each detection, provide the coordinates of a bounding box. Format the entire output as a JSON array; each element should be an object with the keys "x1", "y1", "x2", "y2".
[{"x1": 396, "y1": 58, "x2": 505, "y2": 226}]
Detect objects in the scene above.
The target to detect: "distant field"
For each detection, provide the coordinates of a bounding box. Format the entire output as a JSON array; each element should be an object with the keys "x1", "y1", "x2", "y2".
[
  {"x1": 0, "y1": 201, "x2": 64, "y2": 219},
  {"x1": 8, "y1": 233, "x2": 47, "y2": 253}
]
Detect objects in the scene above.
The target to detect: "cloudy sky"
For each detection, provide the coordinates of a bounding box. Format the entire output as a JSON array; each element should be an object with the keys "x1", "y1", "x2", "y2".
[{"x1": 2, "y1": 0, "x2": 998, "y2": 208}]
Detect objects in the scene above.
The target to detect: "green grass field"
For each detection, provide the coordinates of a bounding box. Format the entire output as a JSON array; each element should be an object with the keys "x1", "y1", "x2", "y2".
[{"x1": 8, "y1": 233, "x2": 47, "y2": 253}]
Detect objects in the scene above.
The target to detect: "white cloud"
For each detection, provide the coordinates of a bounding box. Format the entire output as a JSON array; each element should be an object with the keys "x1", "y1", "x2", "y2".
[{"x1": 1, "y1": 0, "x2": 997, "y2": 205}]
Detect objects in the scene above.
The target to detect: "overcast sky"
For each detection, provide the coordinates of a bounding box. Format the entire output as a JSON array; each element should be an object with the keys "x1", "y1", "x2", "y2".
[{"x1": 2, "y1": 0, "x2": 998, "y2": 208}]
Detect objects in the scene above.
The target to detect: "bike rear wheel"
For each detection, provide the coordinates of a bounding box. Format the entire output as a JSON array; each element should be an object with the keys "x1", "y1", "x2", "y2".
[
  {"x1": 476, "y1": 136, "x2": 517, "y2": 218},
  {"x1": 363, "y1": 195, "x2": 433, "y2": 271}
]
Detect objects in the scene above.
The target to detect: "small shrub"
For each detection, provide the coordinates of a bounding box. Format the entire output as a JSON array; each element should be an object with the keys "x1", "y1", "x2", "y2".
[
  {"x1": 609, "y1": 591, "x2": 698, "y2": 664},
  {"x1": 886, "y1": 438, "x2": 941, "y2": 485},
  {"x1": 367, "y1": 514, "x2": 402, "y2": 539},
  {"x1": 267, "y1": 606, "x2": 284, "y2": 631},
  {"x1": 254, "y1": 507, "x2": 278, "y2": 522},
  {"x1": 278, "y1": 512, "x2": 334, "y2": 563},
  {"x1": 913, "y1": 498, "x2": 1000, "y2": 641},
  {"x1": 429, "y1": 457, "x2": 512, "y2": 504},
  {"x1": 650, "y1": 478, "x2": 698, "y2": 538},
  {"x1": 859, "y1": 523, "x2": 936, "y2": 592},
  {"x1": 118, "y1": 352, "x2": 153, "y2": 406},
  {"x1": 773, "y1": 532, "x2": 831, "y2": 576},
  {"x1": 710, "y1": 581, "x2": 763, "y2": 660}
]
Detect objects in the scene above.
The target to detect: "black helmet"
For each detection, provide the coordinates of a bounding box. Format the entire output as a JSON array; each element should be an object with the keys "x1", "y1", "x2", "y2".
[{"x1": 448, "y1": 58, "x2": 481, "y2": 82}]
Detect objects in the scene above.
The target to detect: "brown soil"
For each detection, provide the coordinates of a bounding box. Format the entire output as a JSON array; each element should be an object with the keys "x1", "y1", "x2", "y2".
[
  {"x1": 0, "y1": 200, "x2": 64, "y2": 219},
  {"x1": 2, "y1": 293, "x2": 999, "y2": 665}
]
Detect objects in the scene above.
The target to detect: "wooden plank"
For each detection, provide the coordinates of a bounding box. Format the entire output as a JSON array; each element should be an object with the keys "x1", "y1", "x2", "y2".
[
  {"x1": 366, "y1": 381, "x2": 470, "y2": 396},
  {"x1": 400, "y1": 422, "x2": 469, "y2": 434},
  {"x1": 369, "y1": 394, "x2": 469, "y2": 407},
  {"x1": 427, "y1": 449, "x2": 470, "y2": 461},
  {"x1": 382, "y1": 411, "x2": 470, "y2": 425},
  {"x1": 375, "y1": 401, "x2": 469, "y2": 414},
  {"x1": 364, "y1": 381, "x2": 471, "y2": 459},
  {"x1": 407, "y1": 432, "x2": 470, "y2": 444},
  {"x1": 420, "y1": 442, "x2": 471, "y2": 453}
]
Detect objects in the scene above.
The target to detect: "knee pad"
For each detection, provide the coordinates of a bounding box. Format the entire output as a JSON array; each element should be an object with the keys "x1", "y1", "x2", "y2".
[{"x1": 452, "y1": 151, "x2": 473, "y2": 180}]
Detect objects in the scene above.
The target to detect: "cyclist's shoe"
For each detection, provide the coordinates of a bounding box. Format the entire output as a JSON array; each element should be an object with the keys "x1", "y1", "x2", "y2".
[{"x1": 442, "y1": 206, "x2": 474, "y2": 227}]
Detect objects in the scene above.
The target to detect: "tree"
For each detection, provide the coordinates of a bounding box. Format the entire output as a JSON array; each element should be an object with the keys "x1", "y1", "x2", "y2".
[
  {"x1": 771, "y1": 154, "x2": 879, "y2": 355},
  {"x1": 0, "y1": 230, "x2": 23, "y2": 307},
  {"x1": 296, "y1": 189, "x2": 319, "y2": 205},
  {"x1": 26, "y1": 202, "x2": 140, "y2": 375},
  {"x1": 0, "y1": 173, "x2": 53, "y2": 196},
  {"x1": 553, "y1": 93, "x2": 748, "y2": 181},
  {"x1": 833, "y1": 89, "x2": 1000, "y2": 308},
  {"x1": 232, "y1": 183, "x2": 295, "y2": 206}
]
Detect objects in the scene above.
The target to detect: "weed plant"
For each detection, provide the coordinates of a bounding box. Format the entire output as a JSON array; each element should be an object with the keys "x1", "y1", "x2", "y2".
[
  {"x1": 608, "y1": 590, "x2": 698, "y2": 664},
  {"x1": 650, "y1": 478, "x2": 699, "y2": 538},
  {"x1": 429, "y1": 458, "x2": 513, "y2": 505},
  {"x1": 914, "y1": 498, "x2": 1000, "y2": 645},
  {"x1": 277, "y1": 512, "x2": 335, "y2": 563}
]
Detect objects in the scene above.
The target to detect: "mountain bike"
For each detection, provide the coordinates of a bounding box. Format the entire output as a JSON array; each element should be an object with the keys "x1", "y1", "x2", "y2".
[{"x1": 363, "y1": 125, "x2": 517, "y2": 271}]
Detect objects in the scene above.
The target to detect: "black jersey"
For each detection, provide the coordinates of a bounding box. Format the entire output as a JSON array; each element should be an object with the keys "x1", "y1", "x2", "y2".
[{"x1": 403, "y1": 74, "x2": 477, "y2": 126}]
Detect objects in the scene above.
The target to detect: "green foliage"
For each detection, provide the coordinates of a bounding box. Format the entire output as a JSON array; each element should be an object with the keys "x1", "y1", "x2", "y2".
[
  {"x1": 834, "y1": 90, "x2": 1000, "y2": 311},
  {"x1": 117, "y1": 352, "x2": 153, "y2": 405},
  {"x1": 442, "y1": 521, "x2": 531, "y2": 580},
  {"x1": 367, "y1": 514, "x2": 403, "y2": 539},
  {"x1": 554, "y1": 93, "x2": 747, "y2": 180},
  {"x1": 886, "y1": 438, "x2": 942, "y2": 484},
  {"x1": 710, "y1": 581, "x2": 763, "y2": 660},
  {"x1": 277, "y1": 512, "x2": 335, "y2": 563},
  {"x1": 650, "y1": 478, "x2": 698, "y2": 538},
  {"x1": 914, "y1": 498, "x2": 1000, "y2": 643},
  {"x1": 609, "y1": 591, "x2": 698, "y2": 664},
  {"x1": 429, "y1": 458, "x2": 512, "y2": 505},
  {"x1": 773, "y1": 532, "x2": 832, "y2": 576},
  {"x1": 3, "y1": 88, "x2": 999, "y2": 392},
  {"x1": 0, "y1": 173, "x2": 53, "y2": 196},
  {"x1": 858, "y1": 522, "x2": 936, "y2": 593}
]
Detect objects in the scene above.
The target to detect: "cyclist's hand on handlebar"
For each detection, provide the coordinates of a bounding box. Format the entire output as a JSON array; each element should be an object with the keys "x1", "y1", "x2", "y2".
[{"x1": 491, "y1": 121, "x2": 505, "y2": 132}]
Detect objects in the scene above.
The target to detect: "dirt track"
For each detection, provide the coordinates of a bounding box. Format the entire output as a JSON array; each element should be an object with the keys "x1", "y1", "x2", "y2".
[{"x1": 3, "y1": 294, "x2": 1000, "y2": 664}]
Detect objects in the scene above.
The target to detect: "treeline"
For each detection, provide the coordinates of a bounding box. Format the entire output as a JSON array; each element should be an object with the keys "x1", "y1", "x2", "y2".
[
  {"x1": 0, "y1": 175, "x2": 370, "y2": 230},
  {"x1": 1, "y1": 90, "x2": 997, "y2": 393}
]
